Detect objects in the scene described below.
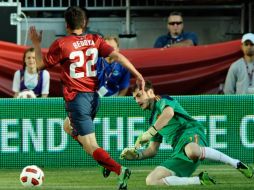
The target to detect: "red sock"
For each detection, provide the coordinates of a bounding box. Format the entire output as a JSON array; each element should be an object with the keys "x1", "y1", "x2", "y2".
[{"x1": 93, "y1": 148, "x2": 121, "y2": 175}]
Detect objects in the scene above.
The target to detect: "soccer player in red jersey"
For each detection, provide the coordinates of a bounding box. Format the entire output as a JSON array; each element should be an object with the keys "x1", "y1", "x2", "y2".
[{"x1": 29, "y1": 6, "x2": 145, "y2": 190}]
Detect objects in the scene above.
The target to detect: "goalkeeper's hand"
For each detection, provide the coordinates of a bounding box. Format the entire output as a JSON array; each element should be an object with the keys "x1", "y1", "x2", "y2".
[
  {"x1": 135, "y1": 126, "x2": 158, "y2": 149},
  {"x1": 120, "y1": 148, "x2": 139, "y2": 160}
]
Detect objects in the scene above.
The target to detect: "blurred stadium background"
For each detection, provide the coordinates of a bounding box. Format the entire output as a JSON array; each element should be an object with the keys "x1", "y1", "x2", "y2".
[{"x1": 1, "y1": 0, "x2": 253, "y2": 48}]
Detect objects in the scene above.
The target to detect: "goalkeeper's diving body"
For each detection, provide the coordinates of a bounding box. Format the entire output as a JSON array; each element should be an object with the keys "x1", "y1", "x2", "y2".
[{"x1": 120, "y1": 80, "x2": 253, "y2": 186}]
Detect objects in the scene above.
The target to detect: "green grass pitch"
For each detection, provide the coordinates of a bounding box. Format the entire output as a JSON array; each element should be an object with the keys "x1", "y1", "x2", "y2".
[{"x1": 0, "y1": 165, "x2": 253, "y2": 190}]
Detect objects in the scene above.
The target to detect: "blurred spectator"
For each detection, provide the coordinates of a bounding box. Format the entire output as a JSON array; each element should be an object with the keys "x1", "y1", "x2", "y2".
[
  {"x1": 82, "y1": 9, "x2": 129, "y2": 96},
  {"x1": 12, "y1": 47, "x2": 50, "y2": 98},
  {"x1": 97, "y1": 36, "x2": 130, "y2": 96},
  {"x1": 224, "y1": 33, "x2": 254, "y2": 94},
  {"x1": 153, "y1": 11, "x2": 198, "y2": 48}
]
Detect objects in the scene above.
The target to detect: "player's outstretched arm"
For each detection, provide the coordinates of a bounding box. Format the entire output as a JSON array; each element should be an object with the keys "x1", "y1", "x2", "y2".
[
  {"x1": 29, "y1": 26, "x2": 45, "y2": 70},
  {"x1": 134, "y1": 126, "x2": 158, "y2": 149},
  {"x1": 135, "y1": 106, "x2": 174, "y2": 148},
  {"x1": 153, "y1": 106, "x2": 174, "y2": 131},
  {"x1": 109, "y1": 51, "x2": 145, "y2": 92}
]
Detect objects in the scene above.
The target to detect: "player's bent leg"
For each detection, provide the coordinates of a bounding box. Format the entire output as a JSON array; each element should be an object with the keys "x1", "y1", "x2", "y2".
[
  {"x1": 78, "y1": 133, "x2": 100, "y2": 155},
  {"x1": 162, "y1": 170, "x2": 216, "y2": 186},
  {"x1": 197, "y1": 146, "x2": 253, "y2": 178},
  {"x1": 63, "y1": 117, "x2": 83, "y2": 146},
  {"x1": 150, "y1": 166, "x2": 213, "y2": 186},
  {"x1": 146, "y1": 166, "x2": 174, "y2": 185},
  {"x1": 200, "y1": 147, "x2": 243, "y2": 169},
  {"x1": 93, "y1": 148, "x2": 131, "y2": 189},
  {"x1": 79, "y1": 133, "x2": 124, "y2": 176},
  {"x1": 184, "y1": 142, "x2": 201, "y2": 162}
]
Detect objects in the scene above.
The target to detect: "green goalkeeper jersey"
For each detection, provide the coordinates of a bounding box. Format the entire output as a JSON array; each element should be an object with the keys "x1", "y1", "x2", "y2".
[{"x1": 150, "y1": 95, "x2": 206, "y2": 148}]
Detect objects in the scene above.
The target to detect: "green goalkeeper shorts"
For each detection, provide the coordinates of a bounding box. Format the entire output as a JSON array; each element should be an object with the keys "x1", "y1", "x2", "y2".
[{"x1": 160, "y1": 130, "x2": 207, "y2": 177}]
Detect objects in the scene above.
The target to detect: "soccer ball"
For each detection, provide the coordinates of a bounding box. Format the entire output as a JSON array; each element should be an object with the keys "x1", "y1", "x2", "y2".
[
  {"x1": 17, "y1": 90, "x2": 37, "y2": 98},
  {"x1": 20, "y1": 165, "x2": 45, "y2": 187}
]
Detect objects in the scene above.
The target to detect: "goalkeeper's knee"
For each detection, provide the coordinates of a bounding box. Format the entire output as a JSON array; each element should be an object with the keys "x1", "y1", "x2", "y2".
[{"x1": 184, "y1": 142, "x2": 201, "y2": 162}]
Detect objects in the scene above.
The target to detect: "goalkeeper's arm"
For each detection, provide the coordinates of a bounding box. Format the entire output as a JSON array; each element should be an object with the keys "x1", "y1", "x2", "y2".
[
  {"x1": 140, "y1": 141, "x2": 160, "y2": 159},
  {"x1": 121, "y1": 141, "x2": 160, "y2": 160}
]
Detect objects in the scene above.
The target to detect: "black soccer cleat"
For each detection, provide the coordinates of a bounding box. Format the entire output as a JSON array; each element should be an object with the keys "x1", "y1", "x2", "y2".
[{"x1": 102, "y1": 167, "x2": 111, "y2": 178}]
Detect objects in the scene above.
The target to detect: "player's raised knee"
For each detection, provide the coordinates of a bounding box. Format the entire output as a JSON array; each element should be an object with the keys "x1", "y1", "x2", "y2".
[
  {"x1": 63, "y1": 117, "x2": 72, "y2": 134},
  {"x1": 184, "y1": 142, "x2": 201, "y2": 162}
]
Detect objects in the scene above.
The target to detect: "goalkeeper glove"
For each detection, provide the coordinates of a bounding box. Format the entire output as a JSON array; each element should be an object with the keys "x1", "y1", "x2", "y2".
[
  {"x1": 120, "y1": 147, "x2": 143, "y2": 160},
  {"x1": 135, "y1": 126, "x2": 157, "y2": 149}
]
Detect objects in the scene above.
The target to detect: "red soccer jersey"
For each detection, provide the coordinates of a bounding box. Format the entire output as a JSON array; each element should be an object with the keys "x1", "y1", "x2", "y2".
[{"x1": 43, "y1": 34, "x2": 114, "y2": 101}]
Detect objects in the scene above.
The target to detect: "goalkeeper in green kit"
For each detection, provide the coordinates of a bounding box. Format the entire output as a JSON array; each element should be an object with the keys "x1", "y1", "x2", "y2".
[{"x1": 120, "y1": 80, "x2": 253, "y2": 186}]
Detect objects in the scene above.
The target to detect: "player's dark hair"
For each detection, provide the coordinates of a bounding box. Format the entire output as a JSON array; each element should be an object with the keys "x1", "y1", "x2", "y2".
[
  {"x1": 22, "y1": 47, "x2": 35, "y2": 70},
  {"x1": 64, "y1": 6, "x2": 86, "y2": 30},
  {"x1": 131, "y1": 80, "x2": 154, "y2": 92},
  {"x1": 169, "y1": 11, "x2": 183, "y2": 17}
]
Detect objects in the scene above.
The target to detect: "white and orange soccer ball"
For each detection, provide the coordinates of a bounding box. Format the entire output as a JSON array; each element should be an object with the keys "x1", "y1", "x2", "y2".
[{"x1": 20, "y1": 165, "x2": 45, "y2": 187}]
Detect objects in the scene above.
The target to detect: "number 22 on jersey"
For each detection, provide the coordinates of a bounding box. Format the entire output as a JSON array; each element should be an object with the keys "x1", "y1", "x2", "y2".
[{"x1": 69, "y1": 48, "x2": 98, "y2": 79}]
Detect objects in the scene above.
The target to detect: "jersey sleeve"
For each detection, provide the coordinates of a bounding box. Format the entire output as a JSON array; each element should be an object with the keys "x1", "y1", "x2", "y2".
[{"x1": 43, "y1": 40, "x2": 62, "y2": 68}]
